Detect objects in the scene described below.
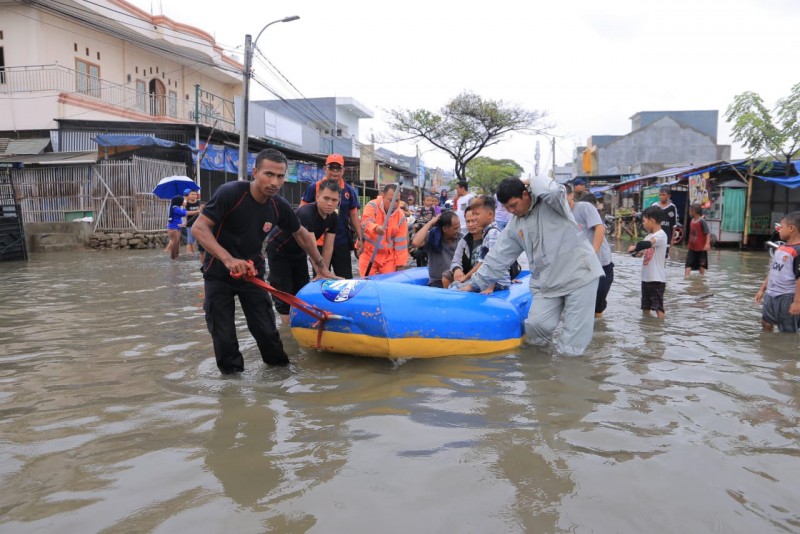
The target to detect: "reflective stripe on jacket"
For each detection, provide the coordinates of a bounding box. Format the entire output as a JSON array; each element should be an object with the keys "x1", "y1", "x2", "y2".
[{"x1": 361, "y1": 197, "x2": 409, "y2": 267}]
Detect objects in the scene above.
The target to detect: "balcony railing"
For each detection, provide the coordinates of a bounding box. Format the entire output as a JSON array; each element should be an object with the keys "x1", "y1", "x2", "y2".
[{"x1": 0, "y1": 64, "x2": 236, "y2": 131}]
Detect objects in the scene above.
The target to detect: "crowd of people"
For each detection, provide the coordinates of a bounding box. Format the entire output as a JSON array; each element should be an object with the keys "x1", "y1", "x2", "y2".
[{"x1": 170, "y1": 149, "x2": 799, "y2": 375}]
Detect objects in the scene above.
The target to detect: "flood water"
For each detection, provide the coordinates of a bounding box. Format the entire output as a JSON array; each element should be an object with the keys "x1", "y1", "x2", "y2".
[{"x1": 0, "y1": 244, "x2": 798, "y2": 533}]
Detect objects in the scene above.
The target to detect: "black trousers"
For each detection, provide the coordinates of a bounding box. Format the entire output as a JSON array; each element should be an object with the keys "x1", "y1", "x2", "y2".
[
  {"x1": 203, "y1": 278, "x2": 289, "y2": 373},
  {"x1": 267, "y1": 254, "x2": 310, "y2": 315},
  {"x1": 595, "y1": 262, "x2": 615, "y2": 313},
  {"x1": 330, "y1": 243, "x2": 354, "y2": 279}
]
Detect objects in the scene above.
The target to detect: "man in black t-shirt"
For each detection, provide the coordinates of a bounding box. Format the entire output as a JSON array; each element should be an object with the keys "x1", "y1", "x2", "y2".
[
  {"x1": 266, "y1": 180, "x2": 340, "y2": 324},
  {"x1": 183, "y1": 189, "x2": 202, "y2": 254},
  {"x1": 193, "y1": 149, "x2": 335, "y2": 374}
]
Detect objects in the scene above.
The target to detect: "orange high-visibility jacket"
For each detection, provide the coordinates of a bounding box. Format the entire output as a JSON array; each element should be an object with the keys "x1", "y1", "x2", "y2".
[{"x1": 361, "y1": 196, "x2": 409, "y2": 268}]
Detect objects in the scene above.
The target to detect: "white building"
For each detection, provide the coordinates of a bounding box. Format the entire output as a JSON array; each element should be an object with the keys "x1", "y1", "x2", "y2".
[{"x1": 0, "y1": 0, "x2": 241, "y2": 137}]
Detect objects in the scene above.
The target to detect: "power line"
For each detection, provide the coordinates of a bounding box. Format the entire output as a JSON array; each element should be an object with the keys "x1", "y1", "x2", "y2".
[{"x1": 252, "y1": 47, "x2": 336, "y2": 130}]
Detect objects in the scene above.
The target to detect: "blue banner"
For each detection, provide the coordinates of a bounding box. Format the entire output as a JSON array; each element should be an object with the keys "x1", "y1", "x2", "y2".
[{"x1": 191, "y1": 141, "x2": 254, "y2": 175}]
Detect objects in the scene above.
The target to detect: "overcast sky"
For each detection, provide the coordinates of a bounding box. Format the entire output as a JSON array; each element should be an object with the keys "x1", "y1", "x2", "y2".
[{"x1": 129, "y1": 0, "x2": 799, "y2": 175}]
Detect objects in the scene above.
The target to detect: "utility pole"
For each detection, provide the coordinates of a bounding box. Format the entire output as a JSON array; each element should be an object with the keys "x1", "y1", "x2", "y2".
[
  {"x1": 194, "y1": 83, "x2": 200, "y2": 182},
  {"x1": 237, "y1": 16, "x2": 300, "y2": 181},
  {"x1": 534, "y1": 141, "x2": 540, "y2": 176},
  {"x1": 237, "y1": 33, "x2": 252, "y2": 180}
]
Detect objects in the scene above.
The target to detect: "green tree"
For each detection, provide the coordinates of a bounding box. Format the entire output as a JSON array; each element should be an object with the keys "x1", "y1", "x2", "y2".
[
  {"x1": 725, "y1": 83, "x2": 800, "y2": 174},
  {"x1": 465, "y1": 157, "x2": 524, "y2": 194},
  {"x1": 387, "y1": 91, "x2": 549, "y2": 182}
]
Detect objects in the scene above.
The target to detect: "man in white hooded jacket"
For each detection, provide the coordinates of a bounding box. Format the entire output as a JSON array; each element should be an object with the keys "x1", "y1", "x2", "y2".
[{"x1": 470, "y1": 176, "x2": 603, "y2": 355}]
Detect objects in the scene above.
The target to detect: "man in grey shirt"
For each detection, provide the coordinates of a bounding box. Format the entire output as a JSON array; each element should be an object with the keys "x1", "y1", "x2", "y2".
[
  {"x1": 568, "y1": 188, "x2": 614, "y2": 318},
  {"x1": 470, "y1": 177, "x2": 603, "y2": 355},
  {"x1": 411, "y1": 210, "x2": 462, "y2": 287}
]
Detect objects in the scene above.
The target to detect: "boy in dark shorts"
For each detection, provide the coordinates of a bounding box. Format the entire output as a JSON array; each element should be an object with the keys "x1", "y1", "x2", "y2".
[
  {"x1": 628, "y1": 205, "x2": 668, "y2": 319},
  {"x1": 685, "y1": 202, "x2": 711, "y2": 277},
  {"x1": 754, "y1": 211, "x2": 800, "y2": 332}
]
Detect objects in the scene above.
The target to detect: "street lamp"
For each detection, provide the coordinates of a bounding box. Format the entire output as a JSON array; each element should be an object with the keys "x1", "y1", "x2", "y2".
[{"x1": 237, "y1": 15, "x2": 300, "y2": 180}]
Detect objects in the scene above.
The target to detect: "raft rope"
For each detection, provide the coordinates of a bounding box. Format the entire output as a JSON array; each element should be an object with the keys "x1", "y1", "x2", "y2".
[{"x1": 230, "y1": 262, "x2": 348, "y2": 349}]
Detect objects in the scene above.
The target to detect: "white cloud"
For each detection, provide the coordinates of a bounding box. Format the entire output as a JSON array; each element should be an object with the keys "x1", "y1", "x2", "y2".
[{"x1": 127, "y1": 0, "x2": 800, "y2": 174}]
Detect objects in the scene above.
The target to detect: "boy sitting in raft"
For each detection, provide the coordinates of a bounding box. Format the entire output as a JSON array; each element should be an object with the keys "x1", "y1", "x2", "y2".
[
  {"x1": 450, "y1": 196, "x2": 511, "y2": 294},
  {"x1": 443, "y1": 204, "x2": 483, "y2": 288}
]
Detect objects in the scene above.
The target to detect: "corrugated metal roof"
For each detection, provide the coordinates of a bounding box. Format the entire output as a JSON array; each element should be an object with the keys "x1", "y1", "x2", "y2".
[
  {"x1": 0, "y1": 151, "x2": 97, "y2": 165},
  {"x1": 610, "y1": 161, "x2": 724, "y2": 191},
  {"x1": 4, "y1": 138, "x2": 51, "y2": 155}
]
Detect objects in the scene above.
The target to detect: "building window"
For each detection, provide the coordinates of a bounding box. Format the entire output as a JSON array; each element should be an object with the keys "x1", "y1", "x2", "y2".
[
  {"x1": 74, "y1": 43, "x2": 78, "y2": 52},
  {"x1": 136, "y1": 80, "x2": 146, "y2": 112},
  {"x1": 168, "y1": 90, "x2": 177, "y2": 118},
  {"x1": 96, "y1": 51, "x2": 100, "y2": 60},
  {"x1": 76, "y1": 59, "x2": 100, "y2": 97},
  {"x1": 0, "y1": 47, "x2": 5, "y2": 84}
]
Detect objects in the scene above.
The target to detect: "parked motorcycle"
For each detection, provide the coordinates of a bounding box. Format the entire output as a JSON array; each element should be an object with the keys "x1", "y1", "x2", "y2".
[
  {"x1": 408, "y1": 219, "x2": 428, "y2": 267},
  {"x1": 766, "y1": 223, "x2": 784, "y2": 257},
  {"x1": 604, "y1": 214, "x2": 616, "y2": 236},
  {"x1": 672, "y1": 222, "x2": 684, "y2": 245}
]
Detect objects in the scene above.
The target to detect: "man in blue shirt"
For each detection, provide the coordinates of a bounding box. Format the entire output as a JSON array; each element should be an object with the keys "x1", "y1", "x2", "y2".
[{"x1": 300, "y1": 154, "x2": 363, "y2": 278}]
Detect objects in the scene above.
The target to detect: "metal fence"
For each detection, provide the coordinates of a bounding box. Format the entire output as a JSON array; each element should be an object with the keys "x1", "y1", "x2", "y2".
[
  {"x1": 11, "y1": 157, "x2": 187, "y2": 232},
  {"x1": 0, "y1": 64, "x2": 236, "y2": 132}
]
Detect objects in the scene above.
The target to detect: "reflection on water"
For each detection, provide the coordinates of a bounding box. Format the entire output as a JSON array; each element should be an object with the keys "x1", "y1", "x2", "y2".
[{"x1": 0, "y1": 248, "x2": 798, "y2": 532}]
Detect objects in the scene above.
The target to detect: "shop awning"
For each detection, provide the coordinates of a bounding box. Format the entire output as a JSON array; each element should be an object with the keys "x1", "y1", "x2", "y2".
[
  {"x1": 728, "y1": 159, "x2": 800, "y2": 189},
  {"x1": 93, "y1": 134, "x2": 195, "y2": 152},
  {"x1": 0, "y1": 150, "x2": 97, "y2": 166},
  {"x1": 610, "y1": 161, "x2": 725, "y2": 192}
]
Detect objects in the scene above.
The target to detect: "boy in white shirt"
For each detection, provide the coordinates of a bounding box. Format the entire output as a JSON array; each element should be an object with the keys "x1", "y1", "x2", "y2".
[{"x1": 628, "y1": 205, "x2": 668, "y2": 319}]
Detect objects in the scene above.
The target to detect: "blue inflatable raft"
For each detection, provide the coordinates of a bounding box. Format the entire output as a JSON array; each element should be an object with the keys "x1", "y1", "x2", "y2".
[{"x1": 290, "y1": 267, "x2": 532, "y2": 358}]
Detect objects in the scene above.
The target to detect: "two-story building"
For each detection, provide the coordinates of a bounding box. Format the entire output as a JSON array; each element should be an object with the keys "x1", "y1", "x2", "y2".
[
  {"x1": 0, "y1": 0, "x2": 240, "y2": 143},
  {"x1": 578, "y1": 110, "x2": 731, "y2": 177}
]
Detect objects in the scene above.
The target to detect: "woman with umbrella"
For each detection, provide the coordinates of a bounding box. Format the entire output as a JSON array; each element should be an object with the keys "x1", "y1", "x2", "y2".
[{"x1": 165, "y1": 195, "x2": 187, "y2": 260}]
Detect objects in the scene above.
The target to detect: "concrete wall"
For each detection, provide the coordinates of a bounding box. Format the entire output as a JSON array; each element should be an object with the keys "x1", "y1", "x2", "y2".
[
  {"x1": 254, "y1": 97, "x2": 371, "y2": 157},
  {"x1": 597, "y1": 116, "x2": 719, "y2": 176},
  {"x1": 632, "y1": 110, "x2": 718, "y2": 141}
]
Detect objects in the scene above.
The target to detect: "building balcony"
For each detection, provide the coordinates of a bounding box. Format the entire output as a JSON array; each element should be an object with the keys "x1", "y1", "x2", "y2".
[{"x1": 0, "y1": 64, "x2": 236, "y2": 132}]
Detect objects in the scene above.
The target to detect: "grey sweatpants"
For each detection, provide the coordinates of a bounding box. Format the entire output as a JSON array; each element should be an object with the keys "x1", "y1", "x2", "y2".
[{"x1": 525, "y1": 277, "x2": 600, "y2": 355}]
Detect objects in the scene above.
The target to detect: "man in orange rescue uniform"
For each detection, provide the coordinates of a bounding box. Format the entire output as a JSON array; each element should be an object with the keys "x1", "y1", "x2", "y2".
[{"x1": 359, "y1": 183, "x2": 409, "y2": 276}]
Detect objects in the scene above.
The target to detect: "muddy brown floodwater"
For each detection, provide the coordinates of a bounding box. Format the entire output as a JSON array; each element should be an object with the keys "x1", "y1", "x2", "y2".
[{"x1": 0, "y1": 245, "x2": 798, "y2": 533}]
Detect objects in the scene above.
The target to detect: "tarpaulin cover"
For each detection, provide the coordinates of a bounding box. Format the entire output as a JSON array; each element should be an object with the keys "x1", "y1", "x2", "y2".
[
  {"x1": 728, "y1": 160, "x2": 800, "y2": 189},
  {"x1": 93, "y1": 135, "x2": 195, "y2": 151}
]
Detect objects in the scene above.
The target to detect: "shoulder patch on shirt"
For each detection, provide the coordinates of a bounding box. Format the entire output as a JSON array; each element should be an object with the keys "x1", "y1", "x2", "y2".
[{"x1": 263, "y1": 222, "x2": 273, "y2": 233}]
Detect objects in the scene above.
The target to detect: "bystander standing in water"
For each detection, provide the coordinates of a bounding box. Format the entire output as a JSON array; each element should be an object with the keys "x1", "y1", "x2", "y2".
[
  {"x1": 164, "y1": 195, "x2": 186, "y2": 261},
  {"x1": 754, "y1": 211, "x2": 800, "y2": 333}
]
